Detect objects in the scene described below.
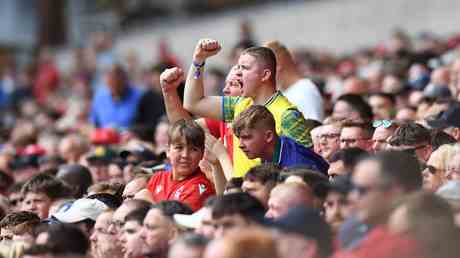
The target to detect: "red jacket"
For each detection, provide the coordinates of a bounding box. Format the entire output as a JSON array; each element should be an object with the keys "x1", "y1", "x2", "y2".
[
  {"x1": 332, "y1": 226, "x2": 422, "y2": 258},
  {"x1": 147, "y1": 169, "x2": 215, "y2": 211}
]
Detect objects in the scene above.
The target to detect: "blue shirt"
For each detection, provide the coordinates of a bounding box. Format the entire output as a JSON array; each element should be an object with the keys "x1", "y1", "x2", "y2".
[
  {"x1": 271, "y1": 136, "x2": 329, "y2": 175},
  {"x1": 90, "y1": 86, "x2": 143, "y2": 129}
]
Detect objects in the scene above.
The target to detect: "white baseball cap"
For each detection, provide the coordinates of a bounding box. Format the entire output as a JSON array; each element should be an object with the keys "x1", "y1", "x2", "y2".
[{"x1": 53, "y1": 198, "x2": 109, "y2": 223}]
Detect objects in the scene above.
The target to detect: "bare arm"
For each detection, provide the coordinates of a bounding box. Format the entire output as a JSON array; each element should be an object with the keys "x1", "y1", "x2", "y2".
[{"x1": 183, "y1": 39, "x2": 223, "y2": 120}]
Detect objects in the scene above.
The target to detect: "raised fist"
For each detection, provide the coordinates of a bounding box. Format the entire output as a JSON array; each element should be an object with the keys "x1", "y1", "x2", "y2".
[
  {"x1": 160, "y1": 67, "x2": 184, "y2": 92},
  {"x1": 193, "y1": 39, "x2": 221, "y2": 62}
]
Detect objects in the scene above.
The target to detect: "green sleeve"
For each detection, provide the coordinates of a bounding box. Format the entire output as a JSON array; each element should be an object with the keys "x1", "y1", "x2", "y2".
[
  {"x1": 222, "y1": 96, "x2": 242, "y2": 123},
  {"x1": 280, "y1": 108, "x2": 314, "y2": 147}
]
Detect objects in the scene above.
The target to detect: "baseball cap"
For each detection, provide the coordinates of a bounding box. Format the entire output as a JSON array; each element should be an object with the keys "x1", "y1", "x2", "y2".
[
  {"x1": 119, "y1": 144, "x2": 156, "y2": 162},
  {"x1": 269, "y1": 205, "x2": 333, "y2": 256},
  {"x1": 427, "y1": 104, "x2": 460, "y2": 129},
  {"x1": 86, "y1": 146, "x2": 117, "y2": 164},
  {"x1": 90, "y1": 128, "x2": 120, "y2": 145},
  {"x1": 53, "y1": 198, "x2": 109, "y2": 223},
  {"x1": 314, "y1": 174, "x2": 353, "y2": 198},
  {"x1": 173, "y1": 208, "x2": 207, "y2": 229}
]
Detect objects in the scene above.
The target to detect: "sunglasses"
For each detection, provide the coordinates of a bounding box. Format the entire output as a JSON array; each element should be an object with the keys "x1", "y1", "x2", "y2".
[{"x1": 372, "y1": 120, "x2": 394, "y2": 128}]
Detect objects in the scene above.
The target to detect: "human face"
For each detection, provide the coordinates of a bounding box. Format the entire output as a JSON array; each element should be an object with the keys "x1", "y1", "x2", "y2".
[
  {"x1": 9, "y1": 192, "x2": 23, "y2": 212},
  {"x1": 90, "y1": 212, "x2": 122, "y2": 258},
  {"x1": 310, "y1": 126, "x2": 323, "y2": 155},
  {"x1": 111, "y1": 204, "x2": 136, "y2": 242},
  {"x1": 333, "y1": 101, "x2": 362, "y2": 122},
  {"x1": 242, "y1": 180, "x2": 270, "y2": 207},
  {"x1": 238, "y1": 128, "x2": 271, "y2": 160},
  {"x1": 109, "y1": 163, "x2": 125, "y2": 184},
  {"x1": 141, "y1": 209, "x2": 175, "y2": 256},
  {"x1": 168, "y1": 242, "x2": 204, "y2": 258},
  {"x1": 371, "y1": 127, "x2": 393, "y2": 152},
  {"x1": 167, "y1": 137, "x2": 204, "y2": 181},
  {"x1": 195, "y1": 207, "x2": 216, "y2": 239},
  {"x1": 122, "y1": 178, "x2": 147, "y2": 200},
  {"x1": 88, "y1": 162, "x2": 110, "y2": 183},
  {"x1": 22, "y1": 192, "x2": 53, "y2": 219},
  {"x1": 121, "y1": 220, "x2": 147, "y2": 258},
  {"x1": 422, "y1": 165, "x2": 444, "y2": 192},
  {"x1": 236, "y1": 54, "x2": 269, "y2": 98},
  {"x1": 446, "y1": 155, "x2": 460, "y2": 181},
  {"x1": 212, "y1": 214, "x2": 250, "y2": 238},
  {"x1": 324, "y1": 191, "x2": 348, "y2": 232},
  {"x1": 340, "y1": 127, "x2": 370, "y2": 150},
  {"x1": 350, "y1": 160, "x2": 391, "y2": 224},
  {"x1": 328, "y1": 160, "x2": 346, "y2": 180},
  {"x1": 369, "y1": 95, "x2": 392, "y2": 120},
  {"x1": 222, "y1": 66, "x2": 243, "y2": 97},
  {"x1": 265, "y1": 192, "x2": 290, "y2": 219},
  {"x1": 319, "y1": 125, "x2": 341, "y2": 160}
]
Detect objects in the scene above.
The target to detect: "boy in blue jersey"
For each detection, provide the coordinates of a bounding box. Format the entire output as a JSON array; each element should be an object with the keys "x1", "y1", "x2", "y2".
[{"x1": 232, "y1": 105, "x2": 329, "y2": 175}]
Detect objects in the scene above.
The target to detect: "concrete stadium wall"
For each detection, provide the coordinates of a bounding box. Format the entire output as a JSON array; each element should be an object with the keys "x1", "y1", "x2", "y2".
[{"x1": 59, "y1": 0, "x2": 460, "y2": 70}]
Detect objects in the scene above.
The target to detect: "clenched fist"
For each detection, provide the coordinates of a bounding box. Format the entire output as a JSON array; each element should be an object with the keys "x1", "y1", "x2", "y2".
[
  {"x1": 160, "y1": 67, "x2": 184, "y2": 92},
  {"x1": 193, "y1": 39, "x2": 221, "y2": 63}
]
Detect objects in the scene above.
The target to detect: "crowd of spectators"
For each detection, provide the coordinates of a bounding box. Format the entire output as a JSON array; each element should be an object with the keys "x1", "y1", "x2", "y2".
[{"x1": 0, "y1": 19, "x2": 460, "y2": 258}]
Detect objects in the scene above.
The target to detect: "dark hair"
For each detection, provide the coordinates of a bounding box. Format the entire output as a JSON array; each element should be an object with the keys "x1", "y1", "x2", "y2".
[
  {"x1": 225, "y1": 178, "x2": 243, "y2": 192},
  {"x1": 42, "y1": 223, "x2": 90, "y2": 255},
  {"x1": 152, "y1": 200, "x2": 194, "y2": 220},
  {"x1": 336, "y1": 94, "x2": 373, "y2": 122},
  {"x1": 87, "y1": 193, "x2": 122, "y2": 209},
  {"x1": 362, "y1": 151, "x2": 423, "y2": 192},
  {"x1": 369, "y1": 92, "x2": 396, "y2": 104},
  {"x1": 21, "y1": 174, "x2": 68, "y2": 200},
  {"x1": 168, "y1": 119, "x2": 205, "y2": 150},
  {"x1": 125, "y1": 205, "x2": 151, "y2": 225},
  {"x1": 329, "y1": 148, "x2": 368, "y2": 172},
  {"x1": 56, "y1": 164, "x2": 93, "y2": 198},
  {"x1": 341, "y1": 121, "x2": 374, "y2": 139},
  {"x1": 0, "y1": 211, "x2": 40, "y2": 229},
  {"x1": 0, "y1": 171, "x2": 14, "y2": 193},
  {"x1": 244, "y1": 163, "x2": 280, "y2": 186},
  {"x1": 431, "y1": 131, "x2": 456, "y2": 151},
  {"x1": 388, "y1": 122, "x2": 431, "y2": 146},
  {"x1": 241, "y1": 47, "x2": 277, "y2": 83},
  {"x1": 7, "y1": 182, "x2": 25, "y2": 194},
  {"x1": 279, "y1": 166, "x2": 328, "y2": 188},
  {"x1": 233, "y1": 105, "x2": 276, "y2": 138},
  {"x1": 212, "y1": 192, "x2": 266, "y2": 223}
]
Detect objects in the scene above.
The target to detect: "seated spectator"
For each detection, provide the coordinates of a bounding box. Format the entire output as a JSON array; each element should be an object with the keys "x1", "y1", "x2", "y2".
[
  {"x1": 233, "y1": 105, "x2": 329, "y2": 174},
  {"x1": 90, "y1": 64, "x2": 143, "y2": 129},
  {"x1": 271, "y1": 206, "x2": 333, "y2": 258},
  {"x1": 315, "y1": 175, "x2": 353, "y2": 233},
  {"x1": 327, "y1": 148, "x2": 368, "y2": 179},
  {"x1": 56, "y1": 164, "x2": 93, "y2": 199},
  {"x1": 122, "y1": 174, "x2": 150, "y2": 200},
  {"x1": 387, "y1": 122, "x2": 432, "y2": 161},
  {"x1": 58, "y1": 134, "x2": 90, "y2": 164},
  {"x1": 318, "y1": 117, "x2": 344, "y2": 161},
  {"x1": 242, "y1": 164, "x2": 280, "y2": 208},
  {"x1": 395, "y1": 106, "x2": 417, "y2": 122},
  {"x1": 427, "y1": 103, "x2": 460, "y2": 141},
  {"x1": 86, "y1": 146, "x2": 117, "y2": 183},
  {"x1": 332, "y1": 94, "x2": 373, "y2": 123},
  {"x1": 265, "y1": 183, "x2": 315, "y2": 219},
  {"x1": 436, "y1": 180, "x2": 460, "y2": 226},
  {"x1": 210, "y1": 192, "x2": 266, "y2": 238},
  {"x1": 422, "y1": 144, "x2": 455, "y2": 192},
  {"x1": 0, "y1": 211, "x2": 40, "y2": 244},
  {"x1": 141, "y1": 201, "x2": 193, "y2": 258},
  {"x1": 371, "y1": 120, "x2": 399, "y2": 152},
  {"x1": 111, "y1": 199, "x2": 151, "y2": 245},
  {"x1": 7, "y1": 183, "x2": 24, "y2": 212},
  {"x1": 21, "y1": 174, "x2": 69, "y2": 219},
  {"x1": 339, "y1": 121, "x2": 374, "y2": 152},
  {"x1": 52, "y1": 198, "x2": 109, "y2": 236},
  {"x1": 146, "y1": 120, "x2": 215, "y2": 211},
  {"x1": 368, "y1": 93, "x2": 396, "y2": 120},
  {"x1": 445, "y1": 143, "x2": 460, "y2": 181},
  {"x1": 168, "y1": 233, "x2": 209, "y2": 258},
  {"x1": 90, "y1": 210, "x2": 123, "y2": 258},
  {"x1": 119, "y1": 142, "x2": 156, "y2": 182},
  {"x1": 120, "y1": 205, "x2": 151, "y2": 258}
]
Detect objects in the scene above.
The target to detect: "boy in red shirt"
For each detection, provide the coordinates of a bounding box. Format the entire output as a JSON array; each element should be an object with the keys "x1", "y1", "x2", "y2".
[{"x1": 147, "y1": 119, "x2": 215, "y2": 211}]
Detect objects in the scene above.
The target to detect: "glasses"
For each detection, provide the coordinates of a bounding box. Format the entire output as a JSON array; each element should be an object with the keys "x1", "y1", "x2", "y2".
[
  {"x1": 320, "y1": 133, "x2": 341, "y2": 141},
  {"x1": 372, "y1": 120, "x2": 394, "y2": 128}
]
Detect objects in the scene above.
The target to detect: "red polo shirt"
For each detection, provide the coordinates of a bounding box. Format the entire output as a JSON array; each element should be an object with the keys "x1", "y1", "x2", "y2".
[{"x1": 147, "y1": 168, "x2": 215, "y2": 211}]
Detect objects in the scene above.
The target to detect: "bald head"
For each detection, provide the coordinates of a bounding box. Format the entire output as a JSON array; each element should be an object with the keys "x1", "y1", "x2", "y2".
[{"x1": 265, "y1": 183, "x2": 314, "y2": 219}]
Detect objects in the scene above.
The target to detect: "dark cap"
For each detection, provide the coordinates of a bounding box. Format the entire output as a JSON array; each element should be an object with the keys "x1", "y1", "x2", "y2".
[
  {"x1": 314, "y1": 174, "x2": 353, "y2": 198},
  {"x1": 270, "y1": 205, "x2": 333, "y2": 257},
  {"x1": 427, "y1": 104, "x2": 460, "y2": 129},
  {"x1": 86, "y1": 146, "x2": 117, "y2": 164},
  {"x1": 119, "y1": 145, "x2": 156, "y2": 162}
]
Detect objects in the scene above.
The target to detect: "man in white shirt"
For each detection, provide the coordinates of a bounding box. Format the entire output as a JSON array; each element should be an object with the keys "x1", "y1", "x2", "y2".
[{"x1": 265, "y1": 41, "x2": 324, "y2": 121}]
